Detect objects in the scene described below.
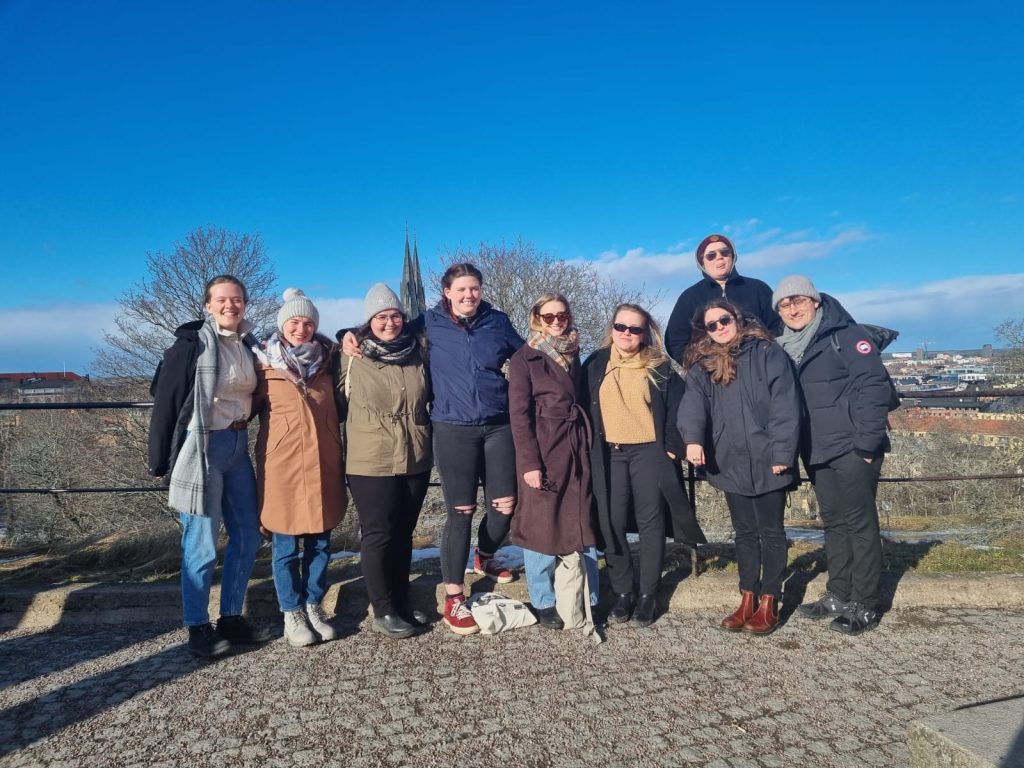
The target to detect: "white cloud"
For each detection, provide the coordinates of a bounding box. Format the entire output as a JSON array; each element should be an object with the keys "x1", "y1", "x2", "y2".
[
  {"x1": 312, "y1": 297, "x2": 367, "y2": 335},
  {"x1": 0, "y1": 302, "x2": 118, "y2": 373},
  {"x1": 586, "y1": 225, "x2": 872, "y2": 282},
  {"x1": 834, "y1": 274, "x2": 1024, "y2": 350}
]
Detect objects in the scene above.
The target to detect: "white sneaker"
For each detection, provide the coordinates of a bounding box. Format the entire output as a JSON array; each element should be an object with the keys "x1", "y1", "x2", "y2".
[
  {"x1": 283, "y1": 609, "x2": 317, "y2": 648},
  {"x1": 306, "y1": 603, "x2": 337, "y2": 642}
]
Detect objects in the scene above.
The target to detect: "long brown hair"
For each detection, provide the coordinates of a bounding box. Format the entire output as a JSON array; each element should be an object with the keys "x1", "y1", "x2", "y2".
[
  {"x1": 683, "y1": 299, "x2": 773, "y2": 385},
  {"x1": 440, "y1": 262, "x2": 483, "y2": 319}
]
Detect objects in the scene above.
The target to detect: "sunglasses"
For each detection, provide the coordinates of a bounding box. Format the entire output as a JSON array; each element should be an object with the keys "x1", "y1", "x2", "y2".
[
  {"x1": 538, "y1": 311, "x2": 570, "y2": 324},
  {"x1": 612, "y1": 322, "x2": 645, "y2": 335},
  {"x1": 705, "y1": 314, "x2": 735, "y2": 333},
  {"x1": 703, "y1": 248, "x2": 733, "y2": 262}
]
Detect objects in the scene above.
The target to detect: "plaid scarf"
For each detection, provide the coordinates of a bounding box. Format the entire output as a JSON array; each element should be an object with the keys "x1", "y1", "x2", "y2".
[
  {"x1": 257, "y1": 333, "x2": 325, "y2": 394},
  {"x1": 168, "y1": 316, "x2": 259, "y2": 516},
  {"x1": 526, "y1": 329, "x2": 580, "y2": 372},
  {"x1": 360, "y1": 330, "x2": 419, "y2": 364}
]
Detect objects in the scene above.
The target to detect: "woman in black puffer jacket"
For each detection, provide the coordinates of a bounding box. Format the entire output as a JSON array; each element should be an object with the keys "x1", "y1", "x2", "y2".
[{"x1": 680, "y1": 299, "x2": 800, "y2": 635}]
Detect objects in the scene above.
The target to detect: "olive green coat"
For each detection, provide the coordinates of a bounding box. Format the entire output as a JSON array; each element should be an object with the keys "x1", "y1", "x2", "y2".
[{"x1": 336, "y1": 346, "x2": 432, "y2": 476}]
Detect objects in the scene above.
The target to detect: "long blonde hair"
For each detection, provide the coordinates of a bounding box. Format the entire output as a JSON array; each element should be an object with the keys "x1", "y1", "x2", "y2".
[
  {"x1": 601, "y1": 303, "x2": 668, "y2": 373},
  {"x1": 683, "y1": 299, "x2": 773, "y2": 385}
]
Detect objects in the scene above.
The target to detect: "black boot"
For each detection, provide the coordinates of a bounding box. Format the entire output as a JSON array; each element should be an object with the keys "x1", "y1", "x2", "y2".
[
  {"x1": 607, "y1": 593, "x2": 635, "y2": 624},
  {"x1": 535, "y1": 606, "x2": 564, "y2": 630},
  {"x1": 373, "y1": 614, "x2": 417, "y2": 639},
  {"x1": 216, "y1": 615, "x2": 274, "y2": 644},
  {"x1": 631, "y1": 594, "x2": 657, "y2": 627},
  {"x1": 396, "y1": 601, "x2": 430, "y2": 628},
  {"x1": 187, "y1": 623, "x2": 231, "y2": 658}
]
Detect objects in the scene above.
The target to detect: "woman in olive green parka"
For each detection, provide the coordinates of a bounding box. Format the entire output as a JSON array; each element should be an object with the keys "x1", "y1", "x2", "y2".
[{"x1": 337, "y1": 283, "x2": 432, "y2": 639}]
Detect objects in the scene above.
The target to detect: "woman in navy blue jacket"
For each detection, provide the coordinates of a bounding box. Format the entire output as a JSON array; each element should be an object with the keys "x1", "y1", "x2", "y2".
[
  {"x1": 680, "y1": 299, "x2": 800, "y2": 635},
  {"x1": 343, "y1": 262, "x2": 524, "y2": 635},
  {"x1": 425, "y1": 263, "x2": 525, "y2": 634}
]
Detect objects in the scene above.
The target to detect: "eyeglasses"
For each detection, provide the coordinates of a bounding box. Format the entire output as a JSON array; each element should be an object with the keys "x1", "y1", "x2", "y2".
[
  {"x1": 539, "y1": 312, "x2": 570, "y2": 324},
  {"x1": 705, "y1": 315, "x2": 735, "y2": 333},
  {"x1": 703, "y1": 248, "x2": 733, "y2": 262},
  {"x1": 612, "y1": 322, "x2": 645, "y2": 335},
  {"x1": 373, "y1": 312, "x2": 404, "y2": 325},
  {"x1": 777, "y1": 296, "x2": 813, "y2": 311}
]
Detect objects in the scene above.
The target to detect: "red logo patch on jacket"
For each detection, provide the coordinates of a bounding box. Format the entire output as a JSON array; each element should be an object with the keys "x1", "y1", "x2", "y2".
[{"x1": 855, "y1": 340, "x2": 873, "y2": 354}]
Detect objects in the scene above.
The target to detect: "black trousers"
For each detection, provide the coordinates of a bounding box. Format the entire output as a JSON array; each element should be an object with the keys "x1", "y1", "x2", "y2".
[
  {"x1": 602, "y1": 442, "x2": 666, "y2": 595},
  {"x1": 724, "y1": 489, "x2": 787, "y2": 599},
  {"x1": 433, "y1": 421, "x2": 517, "y2": 585},
  {"x1": 808, "y1": 450, "x2": 884, "y2": 607},
  {"x1": 347, "y1": 472, "x2": 430, "y2": 616}
]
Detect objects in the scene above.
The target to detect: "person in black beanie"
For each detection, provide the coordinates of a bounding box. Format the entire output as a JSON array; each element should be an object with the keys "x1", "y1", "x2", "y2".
[{"x1": 664, "y1": 234, "x2": 781, "y2": 363}]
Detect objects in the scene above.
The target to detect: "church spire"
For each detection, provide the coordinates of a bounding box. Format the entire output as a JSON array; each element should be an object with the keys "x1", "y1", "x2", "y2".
[{"x1": 401, "y1": 229, "x2": 426, "y2": 318}]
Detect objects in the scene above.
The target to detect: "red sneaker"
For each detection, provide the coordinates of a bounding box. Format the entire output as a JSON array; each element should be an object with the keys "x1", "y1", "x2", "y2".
[
  {"x1": 473, "y1": 549, "x2": 516, "y2": 584},
  {"x1": 443, "y1": 594, "x2": 480, "y2": 635}
]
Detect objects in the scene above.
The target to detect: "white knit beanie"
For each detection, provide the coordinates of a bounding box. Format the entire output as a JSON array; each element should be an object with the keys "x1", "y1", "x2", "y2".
[
  {"x1": 277, "y1": 288, "x2": 319, "y2": 331},
  {"x1": 772, "y1": 275, "x2": 821, "y2": 310},
  {"x1": 364, "y1": 282, "x2": 403, "y2": 321}
]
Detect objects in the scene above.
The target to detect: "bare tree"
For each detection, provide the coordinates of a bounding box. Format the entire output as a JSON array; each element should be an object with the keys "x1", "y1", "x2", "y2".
[
  {"x1": 995, "y1": 318, "x2": 1024, "y2": 374},
  {"x1": 435, "y1": 238, "x2": 655, "y2": 352},
  {"x1": 93, "y1": 225, "x2": 279, "y2": 379}
]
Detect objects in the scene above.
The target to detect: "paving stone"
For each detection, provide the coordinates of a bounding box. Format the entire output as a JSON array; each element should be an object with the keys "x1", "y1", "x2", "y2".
[{"x1": 0, "y1": 607, "x2": 1022, "y2": 767}]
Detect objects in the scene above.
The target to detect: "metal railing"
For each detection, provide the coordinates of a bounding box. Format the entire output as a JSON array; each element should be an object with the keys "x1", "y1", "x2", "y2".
[{"x1": 2, "y1": 392, "x2": 1022, "y2": 495}]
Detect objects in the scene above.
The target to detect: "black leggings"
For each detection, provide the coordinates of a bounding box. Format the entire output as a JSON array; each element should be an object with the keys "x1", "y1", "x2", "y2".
[
  {"x1": 348, "y1": 472, "x2": 430, "y2": 616},
  {"x1": 433, "y1": 421, "x2": 517, "y2": 585}
]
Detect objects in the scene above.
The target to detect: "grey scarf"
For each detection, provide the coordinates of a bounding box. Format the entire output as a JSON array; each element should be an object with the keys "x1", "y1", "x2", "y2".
[{"x1": 778, "y1": 311, "x2": 823, "y2": 364}]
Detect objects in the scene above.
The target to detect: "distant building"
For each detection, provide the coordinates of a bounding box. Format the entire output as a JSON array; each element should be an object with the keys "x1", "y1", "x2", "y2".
[{"x1": 0, "y1": 372, "x2": 88, "y2": 404}]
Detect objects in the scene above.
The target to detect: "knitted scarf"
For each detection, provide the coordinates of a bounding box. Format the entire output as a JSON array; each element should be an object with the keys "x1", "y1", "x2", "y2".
[
  {"x1": 258, "y1": 333, "x2": 325, "y2": 393},
  {"x1": 168, "y1": 316, "x2": 259, "y2": 516},
  {"x1": 778, "y1": 311, "x2": 823, "y2": 364},
  {"x1": 360, "y1": 330, "x2": 419, "y2": 364},
  {"x1": 526, "y1": 329, "x2": 580, "y2": 372}
]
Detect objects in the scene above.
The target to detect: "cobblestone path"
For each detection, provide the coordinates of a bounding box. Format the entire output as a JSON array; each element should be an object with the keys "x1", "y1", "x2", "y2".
[{"x1": 2, "y1": 608, "x2": 1022, "y2": 767}]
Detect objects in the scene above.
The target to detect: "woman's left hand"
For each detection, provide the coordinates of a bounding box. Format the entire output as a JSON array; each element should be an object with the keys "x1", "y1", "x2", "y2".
[{"x1": 771, "y1": 464, "x2": 789, "y2": 475}]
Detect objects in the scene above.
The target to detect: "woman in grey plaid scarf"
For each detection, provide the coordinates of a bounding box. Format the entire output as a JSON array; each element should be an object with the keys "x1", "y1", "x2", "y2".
[{"x1": 149, "y1": 275, "x2": 267, "y2": 658}]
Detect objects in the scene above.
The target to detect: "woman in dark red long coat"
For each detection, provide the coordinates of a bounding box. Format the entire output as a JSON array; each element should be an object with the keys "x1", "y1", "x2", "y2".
[{"x1": 508, "y1": 293, "x2": 598, "y2": 629}]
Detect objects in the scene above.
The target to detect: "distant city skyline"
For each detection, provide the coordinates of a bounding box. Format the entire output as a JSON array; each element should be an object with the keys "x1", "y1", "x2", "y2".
[{"x1": 1, "y1": 2, "x2": 1022, "y2": 373}]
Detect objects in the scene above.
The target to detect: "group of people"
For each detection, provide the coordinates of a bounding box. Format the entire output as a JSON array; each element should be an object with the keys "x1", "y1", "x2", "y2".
[{"x1": 148, "y1": 232, "x2": 896, "y2": 657}]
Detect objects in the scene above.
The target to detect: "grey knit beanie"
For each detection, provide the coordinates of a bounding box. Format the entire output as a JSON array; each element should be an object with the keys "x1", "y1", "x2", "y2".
[
  {"x1": 277, "y1": 288, "x2": 319, "y2": 331},
  {"x1": 772, "y1": 275, "x2": 821, "y2": 310},
  {"x1": 364, "y1": 282, "x2": 403, "y2": 321}
]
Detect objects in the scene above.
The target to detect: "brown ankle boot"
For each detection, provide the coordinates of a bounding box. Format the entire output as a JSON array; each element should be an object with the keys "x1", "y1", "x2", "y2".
[
  {"x1": 720, "y1": 590, "x2": 756, "y2": 631},
  {"x1": 743, "y1": 594, "x2": 780, "y2": 635}
]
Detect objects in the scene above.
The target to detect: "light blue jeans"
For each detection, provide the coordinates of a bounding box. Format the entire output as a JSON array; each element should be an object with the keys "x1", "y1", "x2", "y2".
[
  {"x1": 179, "y1": 429, "x2": 261, "y2": 627},
  {"x1": 271, "y1": 532, "x2": 332, "y2": 612},
  {"x1": 523, "y1": 547, "x2": 600, "y2": 610}
]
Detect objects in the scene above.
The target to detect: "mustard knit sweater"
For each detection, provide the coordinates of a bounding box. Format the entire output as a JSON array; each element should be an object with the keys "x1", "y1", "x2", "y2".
[{"x1": 599, "y1": 349, "x2": 655, "y2": 444}]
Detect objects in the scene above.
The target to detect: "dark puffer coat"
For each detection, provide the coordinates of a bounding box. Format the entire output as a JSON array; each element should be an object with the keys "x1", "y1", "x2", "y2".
[
  {"x1": 679, "y1": 337, "x2": 800, "y2": 496},
  {"x1": 581, "y1": 348, "x2": 707, "y2": 546},
  {"x1": 794, "y1": 294, "x2": 893, "y2": 466},
  {"x1": 665, "y1": 273, "x2": 781, "y2": 362},
  {"x1": 508, "y1": 345, "x2": 596, "y2": 556}
]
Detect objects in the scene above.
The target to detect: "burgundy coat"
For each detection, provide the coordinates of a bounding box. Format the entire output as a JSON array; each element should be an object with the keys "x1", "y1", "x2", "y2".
[{"x1": 508, "y1": 344, "x2": 596, "y2": 556}]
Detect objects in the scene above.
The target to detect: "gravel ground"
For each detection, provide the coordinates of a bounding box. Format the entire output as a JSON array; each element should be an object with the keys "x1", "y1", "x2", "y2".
[{"x1": 2, "y1": 606, "x2": 1022, "y2": 767}]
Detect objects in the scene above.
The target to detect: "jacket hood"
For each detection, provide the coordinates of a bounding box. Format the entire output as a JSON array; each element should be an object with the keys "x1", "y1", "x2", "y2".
[
  {"x1": 173, "y1": 319, "x2": 205, "y2": 339},
  {"x1": 814, "y1": 293, "x2": 856, "y2": 339}
]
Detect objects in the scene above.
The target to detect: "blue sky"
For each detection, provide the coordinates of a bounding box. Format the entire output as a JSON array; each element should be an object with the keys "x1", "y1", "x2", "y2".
[{"x1": 1, "y1": 1, "x2": 1022, "y2": 373}]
